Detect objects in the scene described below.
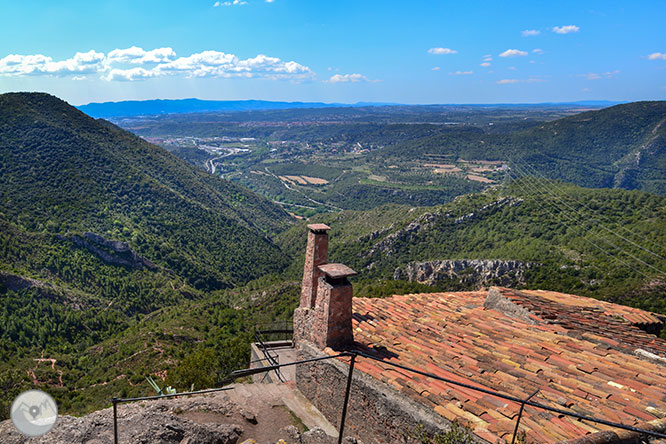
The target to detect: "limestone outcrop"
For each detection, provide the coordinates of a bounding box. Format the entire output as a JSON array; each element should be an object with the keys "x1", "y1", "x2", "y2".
[
  {"x1": 61, "y1": 232, "x2": 157, "y2": 270},
  {"x1": 394, "y1": 259, "x2": 536, "y2": 287}
]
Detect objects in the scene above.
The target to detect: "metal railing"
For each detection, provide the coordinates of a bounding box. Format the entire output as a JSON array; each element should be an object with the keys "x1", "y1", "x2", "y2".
[
  {"x1": 112, "y1": 350, "x2": 666, "y2": 444},
  {"x1": 253, "y1": 321, "x2": 294, "y2": 383}
]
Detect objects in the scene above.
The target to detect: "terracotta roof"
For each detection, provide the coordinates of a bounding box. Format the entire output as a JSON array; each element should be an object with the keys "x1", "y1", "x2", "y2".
[
  {"x1": 516, "y1": 289, "x2": 663, "y2": 326},
  {"x1": 341, "y1": 288, "x2": 666, "y2": 443},
  {"x1": 488, "y1": 287, "x2": 666, "y2": 357}
]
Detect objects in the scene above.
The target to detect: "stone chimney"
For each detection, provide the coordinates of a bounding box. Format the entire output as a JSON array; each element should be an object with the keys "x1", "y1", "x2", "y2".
[
  {"x1": 294, "y1": 224, "x2": 356, "y2": 350},
  {"x1": 300, "y1": 224, "x2": 331, "y2": 309}
]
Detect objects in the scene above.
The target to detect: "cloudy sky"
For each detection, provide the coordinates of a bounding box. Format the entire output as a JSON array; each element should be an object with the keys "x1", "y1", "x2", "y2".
[{"x1": 0, "y1": 0, "x2": 664, "y2": 105}]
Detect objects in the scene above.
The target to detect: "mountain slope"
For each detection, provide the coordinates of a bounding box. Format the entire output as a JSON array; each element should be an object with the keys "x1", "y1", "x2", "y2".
[
  {"x1": 278, "y1": 181, "x2": 666, "y2": 312},
  {"x1": 0, "y1": 92, "x2": 292, "y2": 291},
  {"x1": 377, "y1": 101, "x2": 666, "y2": 194}
]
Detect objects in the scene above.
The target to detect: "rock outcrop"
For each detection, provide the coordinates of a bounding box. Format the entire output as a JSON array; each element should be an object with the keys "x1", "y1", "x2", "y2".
[
  {"x1": 0, "y1": 271, "x2": 91, "y2": 309},
  {"x1": 63, "y1": 232, "x2": 157, "y2": 270},
  {"x1": 362, "y1": 197, "x2": 523, "y2": 260},
  {"x1": 0, "y1": 396, "x2": 242, "y2": 444},
  {"x1": 394, "y1": 259, "x2": 536, "y2": 287},
  {"x1": 0, "y1": 271, "x2": 53, "y2": 293}
]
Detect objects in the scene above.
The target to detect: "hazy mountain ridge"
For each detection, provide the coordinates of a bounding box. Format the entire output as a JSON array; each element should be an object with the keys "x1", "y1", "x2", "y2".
[
  {"x1": 78, "y1": 98, "x2": 368, "y2": 118},
  {"x1": 78, "y1": 98, "x2": 620, "y2": 119}
]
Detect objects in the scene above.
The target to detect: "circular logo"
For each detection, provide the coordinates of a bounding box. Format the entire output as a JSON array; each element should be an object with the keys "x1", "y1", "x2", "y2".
[{"x1": 10, "y1": 390, "x2": 58, "y2": 437}]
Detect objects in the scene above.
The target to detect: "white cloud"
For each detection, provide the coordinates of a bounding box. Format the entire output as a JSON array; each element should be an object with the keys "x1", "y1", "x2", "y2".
[
  {"x1": 497, "y1": 78, "x2": 545, "y2": 84},
  {"x1": 499, "y1": 49, "x2": 528, "y2": 58},
  {"x1": 647, "y1": 52, "x2": 666, "y2": 60},
  {"x1": 428, "y1": 47, "x2": 457, "y2": 55},
  {"x1": 328, "y1": 73, "x2": 369, "y2": 83},
  {"x1": 431, "y1": 66, "x2": 440, "y2": 71},
  {"x1": 482, "y1": 55, "x2": 492, "y2": 62},
  {"x1": 532, "y1": 48, "x2": 544, "y2": 54},
  {"x1": 480, "y1": 62, "x2": 491, "y2": 67},
  {"x1": 103, "y1": 67, "x2": 161, "y2": 81},
  {"x1": 0, "y1": 47, "x2": 314, "y2": 82},
  {"x1": 214, "y1": 0, "x2": 247, "y2": 6},
  {"x1": 266, "y1": 0, "x2": 275, "y2": 2},
  {"x1": 577, "y1": 70, "x2": 619, "y2": 80},
  {"x1": 449, "y1": 70, "x2": 473, "y2": 75},
  {"x1": 508, "y1": 66, "x2": 517, "y2": 70},
  {"x1": 553, "y1": 25, "x2": 579, "y2": 34},
  {"x1": 522, "y1": 29, "x2": 540, "y2": 37},
  {"x1": 107, "y1": 46, "x2": 176, "y2": 64},
  {"x1": 0, "y1": 50, "x2": 105, "y2": 76}
]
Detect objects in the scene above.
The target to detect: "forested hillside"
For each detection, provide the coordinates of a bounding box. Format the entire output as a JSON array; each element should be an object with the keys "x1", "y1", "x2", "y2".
[
  {"x1": 377, "y1": 101, "x2": 666, "y2": 194},
  {"x1": 278, "y1": 180, "x2": 666, "y2": 313},
  {"x1": 0, "y1": 92, "x2": 293, "y2": 291},
  {"x1": 0, "y1": 93, "x2": 295, "y2": 418}
]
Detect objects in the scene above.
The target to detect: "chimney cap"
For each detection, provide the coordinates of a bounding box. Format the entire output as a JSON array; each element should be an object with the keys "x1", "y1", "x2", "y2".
[
  {"x1": 308, "y1": 223, "x2": 331, "y2": 233},
  {"x1": 318, "y1": 263, "x2": 357, "y2": 279}
]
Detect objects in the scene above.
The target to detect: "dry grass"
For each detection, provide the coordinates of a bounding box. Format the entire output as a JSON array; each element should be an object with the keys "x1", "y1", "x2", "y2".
[
  {"x1": 301, "y1": 176, "x2": 329, "y2": 185},
  {"x1": 285, "y1": 175, "x2": 308, "y2": 185},
  {"x1": 466, "y1": 174, "x2": 494, "y2": 183},
  {"x1": 434, "y1": 167, "x2": 462, "y2": 174}
]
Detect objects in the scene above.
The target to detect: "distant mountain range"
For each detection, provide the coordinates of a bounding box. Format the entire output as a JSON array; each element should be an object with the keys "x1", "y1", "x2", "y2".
[
  {"x1": 77, "y1": 98, "x2": 622, "y2": 118},
  {"x1": 77, "y1": 99, "x2": 363, "y2": 118}
]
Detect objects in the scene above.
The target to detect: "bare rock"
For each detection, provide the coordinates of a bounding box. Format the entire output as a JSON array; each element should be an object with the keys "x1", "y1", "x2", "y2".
[
  {"x1": 238, "y1": 407, "x2": 257, "y2": 424},
  {"x1": 0, "y1": 398, "x2": 242, "y2": 444},
  {"x1": 65, "y1": 232, "x2": 158, "y2": 270},
  {"x1": 394, "y1": 259, "x2": 536, "y2": 288}
]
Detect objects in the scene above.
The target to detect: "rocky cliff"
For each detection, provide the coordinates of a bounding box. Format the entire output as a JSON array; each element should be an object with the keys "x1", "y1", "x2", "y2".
[{"x1": 394, "y1": 259, "x2": 536, "y2": 287}]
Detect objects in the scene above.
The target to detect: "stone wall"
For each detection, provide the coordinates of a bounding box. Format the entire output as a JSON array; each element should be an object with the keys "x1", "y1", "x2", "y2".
[{"x1": 295, "y1": 343, "x2": 478, "y2": 444}]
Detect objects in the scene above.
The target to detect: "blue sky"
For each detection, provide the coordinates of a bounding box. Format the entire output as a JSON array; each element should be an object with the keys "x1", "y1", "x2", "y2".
[{"x1": 0, "y1": 0, "x2": 664, "y2": 105}]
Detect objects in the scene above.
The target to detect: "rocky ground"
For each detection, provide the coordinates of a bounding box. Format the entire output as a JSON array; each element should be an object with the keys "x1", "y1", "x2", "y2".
[{"x1": 0, "y1": 384, "x2": 361, "y2": 444}]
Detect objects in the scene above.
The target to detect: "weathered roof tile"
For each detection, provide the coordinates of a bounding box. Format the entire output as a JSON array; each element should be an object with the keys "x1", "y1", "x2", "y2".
[{"x1": 347, "y1": 288, "x2": 666, "y2": 443}]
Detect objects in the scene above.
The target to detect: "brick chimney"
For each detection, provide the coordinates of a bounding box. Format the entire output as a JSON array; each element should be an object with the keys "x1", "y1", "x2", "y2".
[
  {"x1": 294, "y1": 224, "x2": 356, "y2": 350},
  {"x1": 300, "y1": 224, "x2": 331, "y2": 309},
  {"x1": 313, "y1": 263, "x2": 356, "y2": 349}
]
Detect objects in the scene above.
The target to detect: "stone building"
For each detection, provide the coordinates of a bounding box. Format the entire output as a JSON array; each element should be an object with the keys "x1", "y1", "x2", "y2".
[{"x1": 293, "y1": 223, "x2": 666, "y2": 444}]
